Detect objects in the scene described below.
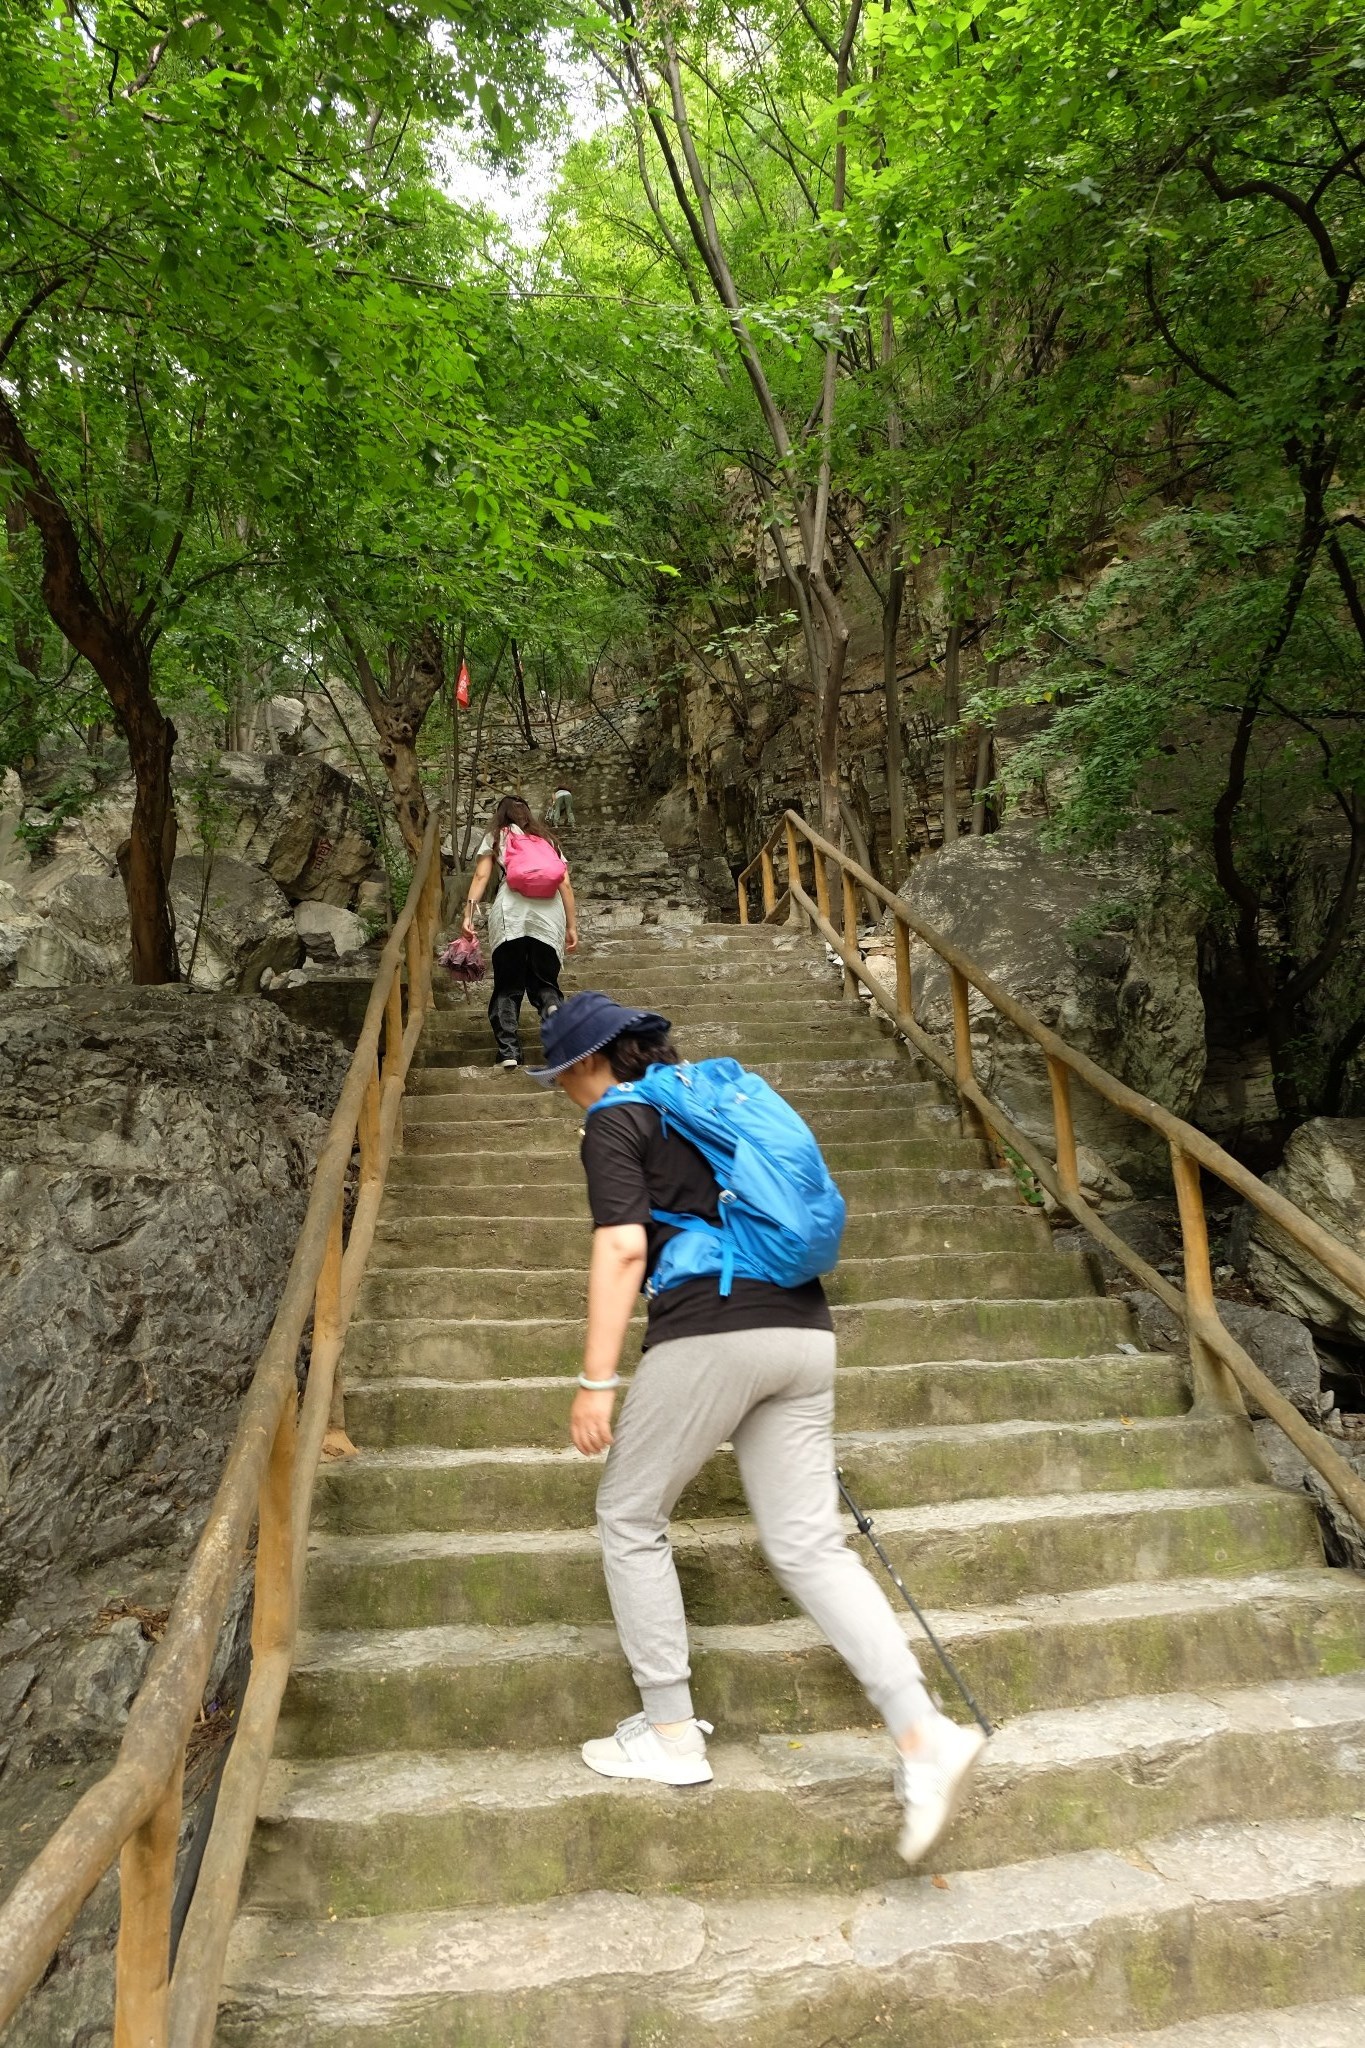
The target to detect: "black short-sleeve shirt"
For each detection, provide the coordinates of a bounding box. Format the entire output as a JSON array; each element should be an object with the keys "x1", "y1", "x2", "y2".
[{"x1": 580, "y1": 1098, "x2": 833, "y2": 1348}]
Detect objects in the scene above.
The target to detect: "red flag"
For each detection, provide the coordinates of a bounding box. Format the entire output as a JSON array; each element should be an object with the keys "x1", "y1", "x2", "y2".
[{"x1": 456, "y1": 660, "x2": 470, "y2": 709}]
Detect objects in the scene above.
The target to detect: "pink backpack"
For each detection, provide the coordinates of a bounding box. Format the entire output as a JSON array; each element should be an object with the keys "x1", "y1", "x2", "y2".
[{"x1": 501, "y1": 827, "x2": 568, "y2": 900}]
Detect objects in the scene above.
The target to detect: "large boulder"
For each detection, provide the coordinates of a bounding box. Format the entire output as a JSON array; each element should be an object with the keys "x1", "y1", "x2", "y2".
[
  {"x1": 294, "y1": 900, "x2": 368, "y2": 961},
  {"x1": 905, "y1": 820, "x2": 1206, "y2": 1186},
  {"x1": 14, "y1": 871, "x2": 132, "y2": 987},
  {"x1": 1248, "y1": 1118, "x2": 1365, "y2": 1344},
  {"x1": 0, "y1": 987, "x2": 348, "y2": 1604},
  {"x1": 0, "y1": 880, "x2": 44, "y2": 988},
  {"x1": 212, "y1": 753, "x2": 382, "y2": 908},
  {"x1": 1120, "y1": 1288, "x2": 1322, "y2": 1418},
  {"x1": 171, "y1": 854, "x2": 302, "y2": 992}
]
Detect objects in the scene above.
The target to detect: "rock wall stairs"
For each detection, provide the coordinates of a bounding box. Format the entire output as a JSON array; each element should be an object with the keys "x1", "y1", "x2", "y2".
[{"x1": 219, "y1": 920, "x2": 1365, "y2": 2045}]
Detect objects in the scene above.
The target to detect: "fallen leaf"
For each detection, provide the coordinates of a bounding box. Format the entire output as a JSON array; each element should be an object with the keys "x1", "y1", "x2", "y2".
[{"x1": 931, "y1": 1874, "x2": 950, "y2": 1890}]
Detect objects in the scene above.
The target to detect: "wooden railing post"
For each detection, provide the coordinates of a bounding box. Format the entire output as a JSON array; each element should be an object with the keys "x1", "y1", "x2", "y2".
[
  {"x1": 948, "y1": 966, "x2": 974, "y2": 1089},
  {"x1": 760, "y1": 847, "x2": 777, "y2": 919},
  {"x1": 814, "y1": 844, "x2": 831, "y2": 926},
  {"x1": 894, "y1": 914, "x2": 912, "y2": 1020},
  {"x1": 784, "y1": 818, "x2": 804, "y2": 927},
  {"x1": 1170, "y1": 1143, "x2": 1244, "y2": 1415},
  {"x1": 113, "y1": 1755, "x2": 184, "y2": 2048},
  {"x1": 358, "y1": 1057, "x2": 382, "y2": 1188},
  {"x1": 317, "y1": 1205, "x2": 352, "y2": 1457},
  {"x1": 1048, "y1": 1056, "x2": 1080, "y2": 1198},
  {"x1": 384, "y1": 968, "x2": 404, "y2": 1084},
  {"x1": 737, "y1": 873, "x2": 750, "y2": 924},
  {"x1": 841, "y1": 865, "x2": 860, "y2": 1002}
]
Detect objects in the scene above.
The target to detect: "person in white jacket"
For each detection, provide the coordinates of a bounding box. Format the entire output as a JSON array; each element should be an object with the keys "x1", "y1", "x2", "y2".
[{"x1": 462, "y1": 795, "x2": 578, "y2": 1068}]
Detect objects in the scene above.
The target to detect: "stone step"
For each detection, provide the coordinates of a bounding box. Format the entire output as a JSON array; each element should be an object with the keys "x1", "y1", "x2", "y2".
[
  {"x1": 377, "y1": 1164, "x2": 1024, "y2": 1218},
  {"x1": 310, "y1": 1416, "x2": 1264, "y2": 1536},
  {"x1": 344, "y1": 1345, "x2": 1187, "y2": 1449},
  {"x1": 407, "y1": 1060, "x2": 936, "y2": 1101},
  {"x1": 398, "y1": 1120, "x2": 990, "y2": 1167},
  {"x1": 245, "y1": 1675, "x2": 1365, "y2": 1918},
  {"x1": 340, "y1": 1295, "x2": 1138, "y2": 1378},
  {"x1": 387, "y1": 1151, "x2": 583, "y2": 1189},
  {"x1": 300, "y1": 1485, "x2": 1320, "y2": 1632},
  {"x1": 353, "y1": 1248, "x2": 1100, "y2": 1320},
  {"x1": 217, "y1": 1813, "x2": 1365, "y2": 2047},
  {"x1": 398, "y1": 1085, "x2": 957, "y2": 1134},
  {"x1": 342, "y1": 1354, "x2": 1189, "y2": 1447},
  {"x1": 365, "y1": 1208, "x2": 1049, "y2": 1272},
  {"x1": 277, "y1": 1570, "x2": 1365, "y2": 1755},
  {"x1": 423, "y1": 991, "x2": 862, "y2": 1033},
  {"x1": 1076, "y1": 1998, "x2": 1365, "y2": 2047},
  {"x1": 417, "y1": 1033, "x2": 916, "y2": 1076}
]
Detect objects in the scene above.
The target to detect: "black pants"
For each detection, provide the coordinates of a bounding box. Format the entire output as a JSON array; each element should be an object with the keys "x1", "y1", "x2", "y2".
[{"x1": 489, "y1": 937, "x2": 563, "y2": 1060}]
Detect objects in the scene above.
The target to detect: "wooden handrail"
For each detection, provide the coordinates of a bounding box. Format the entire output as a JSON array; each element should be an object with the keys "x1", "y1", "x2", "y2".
[
  {"x1": 736, "y1": 812, "x2": 792, "y2": 925},
  {"x1": 0, "y1": 816, "x2": 443, "y2": 2044},
  {"x1": 767, "y1": 809, "x2": 1365, "y2": 1533}
]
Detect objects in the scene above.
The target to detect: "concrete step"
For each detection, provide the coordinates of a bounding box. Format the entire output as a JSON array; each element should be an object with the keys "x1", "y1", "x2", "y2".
[
  {"x1": 387, "y1": 1151, "x2": 583, "y2": 1189},
  {"x1": 218, "y1": 1813, "x2": 1365, "y2": 2047},
  {"x1": 378, "y1": 1164, "x2": 1023, "y2": 1219},
  {"x1": 310, "y1": 1416, "x2": 1265, "y2": 1536},
  {"x1": 344, "y1": 1348, "x2": 1188, "y2": 1449},
  {"x1": 422, "y1": 992, "x2": 863, "y2": 1034},
  {"x1": 398, "y1": 1119, "x2": 990, "y2": 1167},
  {"x1": 365, "y1": 1208, "x2": 1049, "y2": 1272},
  {"x1": 245, "y1": 1675, "x2": 1365, "y2": 1917},
  {"x1": 407, "y1": 1059, "x2": 936, "y2": 1100},
  {"x1": 343, "y1": 1354, "x2": 1190, "y2": 1447},
  {"x1": 353, "y1": 1247, "x2": 1101, "y2": 1319},
  {"x1": 1075, "y1": 1998, "x2": 1365, "y2": 2047},
  {"x1": 300, "y1": 1485, "x2": 1321, "y2": 1632},
  {"x1": 340, "y1": 1295, "x2": 1139, "y2": 1378},
  {"x1": 277, "y1": 1569, "x2": 1365, "y2": 1751}
]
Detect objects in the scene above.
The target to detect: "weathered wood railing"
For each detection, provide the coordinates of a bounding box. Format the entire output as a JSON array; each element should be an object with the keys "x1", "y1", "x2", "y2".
[
  {"x1": 740, "y1": 809, "x2": 1365, "y2": 1531},
  {"x1": 0, "y1": 817, "x2": 442, "y2": 2046}
]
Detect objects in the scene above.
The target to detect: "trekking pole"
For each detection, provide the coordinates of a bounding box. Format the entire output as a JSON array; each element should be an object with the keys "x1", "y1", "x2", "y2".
[{"x1": 837, "y1": 1469, "x2": 994, "y2": 1737}]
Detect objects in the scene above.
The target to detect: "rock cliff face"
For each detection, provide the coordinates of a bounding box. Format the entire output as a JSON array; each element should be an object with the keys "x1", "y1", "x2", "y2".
[
  {"x1": 1249, "y1": 1119, "x2": 1365, "y2": 1343},
  {"x1": 0, "y1": 990, "x2": 348, "y2": 1617},
  {"x1": 903, "y1": 821, "x2": 1207, "y2": 1187}
]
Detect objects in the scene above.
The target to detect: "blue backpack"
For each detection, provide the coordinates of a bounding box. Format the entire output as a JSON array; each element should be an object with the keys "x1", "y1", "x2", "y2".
[{"x1": 588, "y1": 1057, "x2": 846, "y2": 1299}]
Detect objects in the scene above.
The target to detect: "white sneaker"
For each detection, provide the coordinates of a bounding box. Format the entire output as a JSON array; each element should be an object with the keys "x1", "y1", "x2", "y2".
[
  {"x1": 581, "y1": 1713, "x2": 714, "y2": 1785},
  {"x1": 895, "y1": 1713, "x2": 987, "y2": 1864},
  {"x1": 498, "y1": 1056, "x2": 519, "y2": 1070}
]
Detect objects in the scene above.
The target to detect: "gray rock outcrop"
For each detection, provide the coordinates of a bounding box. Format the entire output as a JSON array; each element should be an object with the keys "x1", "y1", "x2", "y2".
[
  {"x1": 1248, "y1": 1118, "x2": 1365, "y2": 1344},
  {"x1": 1120, "y1": 1288, "x2": 1322, "y2": 1418},
  {"x1": 171, "y1": 853, "x2": 302, "y2": 991},
  {"x1": 294, "y1": 900, "x2": 368, "y2": 961},
  {"x1": 214, "y1": 752, "x2": 381, "y2": 907},
  {"x1": 0, "y1": 988, "x2": 348, "y2": 1609},
  {"x1": 905, "y1": 820, "x2": 1206, "y2": 1186}
]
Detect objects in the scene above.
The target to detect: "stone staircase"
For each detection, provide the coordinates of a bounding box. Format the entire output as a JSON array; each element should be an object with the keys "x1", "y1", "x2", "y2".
[{"x1": 219, "y1": 924, "x2": 1365, "y2": 2045}]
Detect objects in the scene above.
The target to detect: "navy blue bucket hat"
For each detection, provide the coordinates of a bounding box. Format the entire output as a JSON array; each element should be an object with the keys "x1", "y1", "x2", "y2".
[{"x1": 528, "y1": 991, "x2": 672, "y2": 1084}]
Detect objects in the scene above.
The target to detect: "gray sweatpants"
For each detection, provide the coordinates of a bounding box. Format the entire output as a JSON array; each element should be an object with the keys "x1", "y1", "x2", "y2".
[{"x1": 595, "y1": 1326, "x2": 933, "y2": 1735}]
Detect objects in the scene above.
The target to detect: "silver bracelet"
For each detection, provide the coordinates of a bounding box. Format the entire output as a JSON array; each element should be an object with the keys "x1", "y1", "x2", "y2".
[{"x1": 577, "y1": 1373, "x2": 621, "y2": 1391}]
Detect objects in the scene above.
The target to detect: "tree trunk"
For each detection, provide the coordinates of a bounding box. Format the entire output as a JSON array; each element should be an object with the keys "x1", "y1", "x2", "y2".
[
  {"x1": 941, "y1": 619, "x2": 961, "y2": 846},
  {"x1": 113, "y1": 647, "x2": 180, "y2": 982},
  {"x1": 970, "y1": 728, "x2": 993, "y2": 836},
  {"x1": 0, "y1": 392, "x2": 179, "y2": 979},
  {"x1": 880, "y1": 301, "x2": 907, "y2": 885},
  {"x1": 510, "y1": 640, "x2": 538, "y2": 749}
]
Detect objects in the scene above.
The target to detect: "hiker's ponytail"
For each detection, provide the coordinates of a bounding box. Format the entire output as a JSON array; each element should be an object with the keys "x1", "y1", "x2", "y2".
[{"x1": 605, "y1": 1029, "x2": 680, "y2": 1084}]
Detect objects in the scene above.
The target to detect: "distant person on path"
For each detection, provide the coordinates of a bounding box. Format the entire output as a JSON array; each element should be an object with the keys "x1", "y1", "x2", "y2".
[
  {"x1": 548, "y1": 783, "x2": 575, "y2": 830},
  {"x1": 530, "y1": 992, "x2": 988, "y2": 1866},
  {"x1": 463, "y1": 795, "x2": 578, "y2": 1069}
]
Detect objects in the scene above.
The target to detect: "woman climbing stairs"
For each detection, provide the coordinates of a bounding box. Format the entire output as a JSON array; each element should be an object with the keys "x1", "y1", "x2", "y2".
[{"x1": 219, "y1": 924, "x2": 1365, "y2": 2046}]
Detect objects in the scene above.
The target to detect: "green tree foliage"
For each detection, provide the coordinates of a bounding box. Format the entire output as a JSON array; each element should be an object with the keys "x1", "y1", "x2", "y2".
[{"x1": 0, "y1": 0, "x2": 565, "y2": 976}]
